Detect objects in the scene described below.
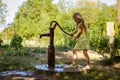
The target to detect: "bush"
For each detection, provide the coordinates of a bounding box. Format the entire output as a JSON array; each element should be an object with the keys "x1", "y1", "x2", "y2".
[
  {"x1": 90, "y1": 35, "x2": 120, "y2": 55},
  {"x1": 114, "y1": 36, "x2": 120, "y2": 56},
  {"x1": 10, "y1": 34, "x2": 23, "y2": 50},
  {"x1": 114, "y1": 36, "x2": 120, "y2": 49},
  {"x1": 0, "y1": 38, "x2": 3, "y2": 47},
  {"x1": 89, "y1": 36, "x2": 109, "y2": 52},
  {"x1": 2, "y1": 44, "x2": 9, "y2": 49}
]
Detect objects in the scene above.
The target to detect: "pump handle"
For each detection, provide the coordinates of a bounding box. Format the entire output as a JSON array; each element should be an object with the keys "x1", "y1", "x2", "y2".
[{"x1": 50, "y1": 21, "x2": 71, "y2": 36}]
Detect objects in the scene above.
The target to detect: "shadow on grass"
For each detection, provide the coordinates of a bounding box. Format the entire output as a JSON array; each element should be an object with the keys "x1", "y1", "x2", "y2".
[{"x1": 0, "y1": 46, "x2": 120, "y2": 80}]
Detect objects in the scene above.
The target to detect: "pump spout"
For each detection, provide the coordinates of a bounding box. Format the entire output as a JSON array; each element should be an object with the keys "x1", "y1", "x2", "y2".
[{"x1": 40, "y1": 33, "x2": 50, "y2": 38}]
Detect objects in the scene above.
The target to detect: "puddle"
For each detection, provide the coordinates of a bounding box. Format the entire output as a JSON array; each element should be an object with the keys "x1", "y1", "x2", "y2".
[
  {"x1": 34, "y1": 64, "x2": 82, "y2": 72},
  {"x1": 0, "y1": 64, "x2": 83, "y2": 77},
  {"x1": 34, "y1": 64, "x2": 68, "y2": 72},
  {"x1": 0, "y1": 70, "x2": 33, "y2": 76}
]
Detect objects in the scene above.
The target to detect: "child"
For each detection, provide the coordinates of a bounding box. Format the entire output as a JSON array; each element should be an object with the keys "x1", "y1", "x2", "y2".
[{"x1": 70, "y1": 12, "x2": 90, "y2": 69}]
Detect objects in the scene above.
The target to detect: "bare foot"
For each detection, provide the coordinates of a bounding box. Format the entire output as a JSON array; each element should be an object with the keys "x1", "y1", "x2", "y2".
[{"x1": 82, "y1": 65, "x2": 91, "y2": 70}]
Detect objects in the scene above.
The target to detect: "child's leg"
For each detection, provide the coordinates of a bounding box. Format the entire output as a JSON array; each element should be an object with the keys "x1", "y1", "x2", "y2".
[
  {"x1": 72, "y1": 48, "x2": 77, "y2": 66},
  {"x1": 83, "y1": 49, "x2": 90, "y2": 66}
]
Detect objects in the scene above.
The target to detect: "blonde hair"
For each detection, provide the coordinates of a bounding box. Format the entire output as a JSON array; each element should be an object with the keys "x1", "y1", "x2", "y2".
[{"x1": 73, "y1": 12, "x2": 87, "y2": 33}]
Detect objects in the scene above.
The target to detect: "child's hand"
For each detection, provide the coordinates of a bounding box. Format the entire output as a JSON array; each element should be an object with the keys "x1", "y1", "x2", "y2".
[{"x1": 72, "y1": 36, "x2": 76, "y2": 40}]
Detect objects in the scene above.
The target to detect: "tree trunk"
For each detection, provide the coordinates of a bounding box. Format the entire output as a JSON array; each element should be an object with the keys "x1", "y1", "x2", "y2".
[{"x1": 118, "y1": 0, "x2": 120, "y2": 35}]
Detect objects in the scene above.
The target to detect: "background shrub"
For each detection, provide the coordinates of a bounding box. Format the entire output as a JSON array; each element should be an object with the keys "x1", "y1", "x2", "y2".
[
  {"x1": 10, "y1": 34, "x2": 23, "y2": 50},
  {"x1": 0, "y1": 38, "x2": 3, "y2": 47}
]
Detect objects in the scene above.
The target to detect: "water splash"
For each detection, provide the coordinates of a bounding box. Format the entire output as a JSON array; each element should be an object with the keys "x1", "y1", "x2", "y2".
[
  {"x1": 35, "y1": 64, "x2": 68, "y2": 72},
  {"x1": 39, "y1": 39, "x2": 47, "y2": 67},
  {"x1": 34, "y1": 64, "x2": 84, "y2": 72}
]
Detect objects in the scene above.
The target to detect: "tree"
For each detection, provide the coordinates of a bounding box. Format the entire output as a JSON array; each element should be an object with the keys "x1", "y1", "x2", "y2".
[
  {"x1": 0, "y1": 0, "x2": 7, "y2": 25},
  {"x1": 1, "y1": 0, "x2": 118, "y2": 50},
  {"x1": 12, "y1": 0, "x2": 59, "y2": 39},
  {"x1": 58, "y1": 0, "x2": 73, "y2": 12},
  {"x1": 118, "y1": 0, "x2": 120, "y2": 35}
]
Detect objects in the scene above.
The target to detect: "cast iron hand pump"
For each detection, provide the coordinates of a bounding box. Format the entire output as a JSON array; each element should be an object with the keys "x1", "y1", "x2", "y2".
[{"x1": 40, "y1": 21, "x2": 70, "y2": 68}]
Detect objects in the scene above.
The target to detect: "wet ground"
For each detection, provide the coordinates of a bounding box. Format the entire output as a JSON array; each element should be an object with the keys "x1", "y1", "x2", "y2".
[{"x1": 0, "y1": 50, "x2": 120, "y2": 80}]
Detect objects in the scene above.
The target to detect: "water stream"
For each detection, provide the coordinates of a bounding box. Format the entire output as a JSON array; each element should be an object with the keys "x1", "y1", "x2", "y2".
[{"x1": 39, "y1": 39, "x2": 47, "y2": 67}]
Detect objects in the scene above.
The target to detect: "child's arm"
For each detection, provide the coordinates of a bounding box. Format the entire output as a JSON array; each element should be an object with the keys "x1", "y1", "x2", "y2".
[{"x1": 73, "y1": 23, "x2": 83, "y2": 40}]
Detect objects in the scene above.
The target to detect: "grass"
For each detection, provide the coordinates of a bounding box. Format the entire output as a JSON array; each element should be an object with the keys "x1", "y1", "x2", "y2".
[
  {"x1": 0, "y1": 47, "x2": 120, "y2": 80},
  {"x1": 0, "y1": 47, "x2": 47, "y2": 71},
  {"x1": 33, "y1": 67, "x2": 120, "y2": 80}
]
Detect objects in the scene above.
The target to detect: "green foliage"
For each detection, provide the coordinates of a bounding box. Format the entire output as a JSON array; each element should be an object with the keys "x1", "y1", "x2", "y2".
[
  {"x1": 89, "y1": 34, "x2": 120, "y2": 56},
  {"x1": 0, "y1": 38, "x2": 3, "y2": 47},
  {"x1": 90, "y1": 36, "x2": 109, "y2": 52},
  {"x1": 10, "y1": 34, "x2": 23, "y2": 50},
  {"x1": 114, "y1": 36, "x2": 120, "y2": 49},
  {"x1": 0, "y1": 0, "x2": 7, "y2": 24},
  {"x1": 114, "y1": 36, "x2": 120, "y2": 55},
  {"x1": 88, "y1": 4, "x2": 117, "y2": 52},
  {"x1": 1, "y1": 0, "x2": 118, "y2": 54},
  {"x1": 64, "y1": 36, "x2": 76, "y2": 48},
  {"x1": 89, "y1": 25, "x2": 109, "y2": 52},
  {"x1": 1, "y1": 44, "x2": 9, "y2": 49}
]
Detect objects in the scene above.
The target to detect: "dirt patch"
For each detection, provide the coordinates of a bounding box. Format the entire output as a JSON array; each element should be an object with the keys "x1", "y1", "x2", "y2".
[
  {"x1": 0, "y1": 50, "x2": 120, "y2": 80},
  {"x1": 36, "y1": 49, "x2": 120, "y2": 74}
]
